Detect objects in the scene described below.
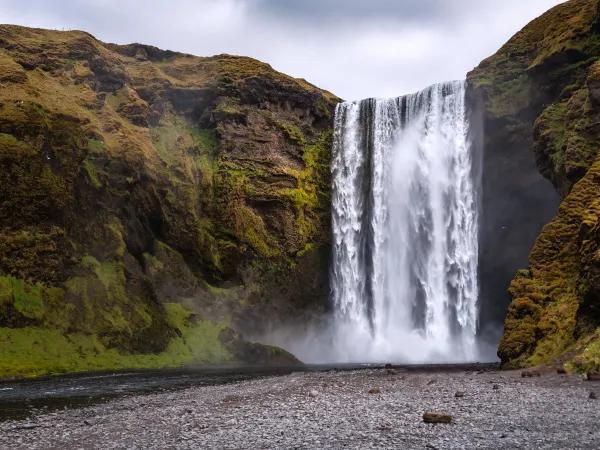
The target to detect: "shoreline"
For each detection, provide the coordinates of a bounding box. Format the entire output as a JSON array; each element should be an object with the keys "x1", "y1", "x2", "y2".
[
  {"x1": 1, "y1": 366, "x2": 598, "y2": 449},
  {"x1": 0, "y1": 363, "x2": 500, "y2": 422}
]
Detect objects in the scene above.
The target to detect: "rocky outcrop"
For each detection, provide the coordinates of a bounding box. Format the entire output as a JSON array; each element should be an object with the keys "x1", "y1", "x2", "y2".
[
  {"x1": 468, "y1": 0, "x2": 600, "y2": 370},
  {"x1": 0, "y1": 25, "x2": 339, "y2": 378}
]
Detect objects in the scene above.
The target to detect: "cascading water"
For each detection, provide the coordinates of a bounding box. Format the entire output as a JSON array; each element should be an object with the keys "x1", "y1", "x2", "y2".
[{"x1": 331, "y1": 81, "x2": 480, "y2": 363}]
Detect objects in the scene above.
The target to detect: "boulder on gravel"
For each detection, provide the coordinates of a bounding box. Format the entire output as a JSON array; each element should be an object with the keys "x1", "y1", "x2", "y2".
[
  {"x1": 455, "y1": 392, "x2": 466, "y2": 398},
  {"x1": 423, "y1": 412, "x2": 452, "y2": 424},
  {"x1": 590, "y1": 391, "x2": 597, "y2": 399},
  {"x1": 368, "y1": 387, "x2": 381, "y2": 394},
  {"x1": 521, "y1": 370, "x2": 541, "y2": 378},
  {"x1": 587, "y1": 370, "x2": 600, "y2": 381}
]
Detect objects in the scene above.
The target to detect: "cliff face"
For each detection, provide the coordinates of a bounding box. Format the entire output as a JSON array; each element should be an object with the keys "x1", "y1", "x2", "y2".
[
  {"x1": 0, "y1": 25, "x2": 339, "y2": 378},
  {"x1": 468, "y1": 0, "x2": 600, "y2": 370}
]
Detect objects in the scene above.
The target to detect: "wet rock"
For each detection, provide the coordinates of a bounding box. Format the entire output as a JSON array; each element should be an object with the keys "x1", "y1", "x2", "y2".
[
  {"x1": 587, "y1": 370, "x2": 600, "y2": 381},
  {"x1": 521, "y1": 370, "x2": 541, "y2": 378},
  {"x1": 423, "y1": 412, "x2": 452, "y2": 424},
  {"x1": 590, "y1": 391, "x2": 597, "y2": 400},
  {"x1": 455, "y1": 392, "x2": 466, "y2": 398},
  {"x1": 13, "y1": 424, "x2": 40, "y2": 430}
]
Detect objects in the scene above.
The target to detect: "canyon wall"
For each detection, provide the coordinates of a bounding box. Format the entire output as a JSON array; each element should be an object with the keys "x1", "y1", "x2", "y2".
[
  {"x1": 469, "y1": 0, "x2": 600, "y2": 370},
  {"x1": 0, "y1": 25, "x2": 339, "y2": 377}
]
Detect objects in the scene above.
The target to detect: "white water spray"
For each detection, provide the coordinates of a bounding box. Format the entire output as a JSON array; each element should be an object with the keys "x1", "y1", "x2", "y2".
[{"x1": 330, "y1": 81, "x2": 479, "y2": 363}]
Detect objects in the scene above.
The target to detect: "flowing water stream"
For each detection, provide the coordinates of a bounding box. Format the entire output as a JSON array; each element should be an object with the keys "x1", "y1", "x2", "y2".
[{"x1": 330, "y1": 81, "x2": 480, "y2": 363}]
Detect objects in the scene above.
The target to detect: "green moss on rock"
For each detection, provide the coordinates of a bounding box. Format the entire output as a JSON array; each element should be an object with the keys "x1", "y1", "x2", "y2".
[
  {"x1": 470, "y1": 0, "x2": 600, "y2": 368},
  {"x1": 0, "y1": 23, "x2": 334, "y2": 378}
]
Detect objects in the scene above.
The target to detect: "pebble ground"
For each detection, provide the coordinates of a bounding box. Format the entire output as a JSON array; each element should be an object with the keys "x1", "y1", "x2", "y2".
[{"x1": 1, "y1": 368, "x2": 599, "y2": 449}]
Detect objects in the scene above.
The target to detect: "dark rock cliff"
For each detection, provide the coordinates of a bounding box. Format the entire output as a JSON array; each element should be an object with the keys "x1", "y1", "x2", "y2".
[
  {"x1": 469, "y1": 0, "x2": 600, "y2": 370},
  {"x1": 0, "y1": 25, "x2": 339, "y2": 378}
]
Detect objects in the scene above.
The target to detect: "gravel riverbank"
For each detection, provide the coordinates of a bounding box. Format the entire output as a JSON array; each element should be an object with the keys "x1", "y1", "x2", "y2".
[{"x1": 1, "y1": 367, "x2": 598, "y2": 449}]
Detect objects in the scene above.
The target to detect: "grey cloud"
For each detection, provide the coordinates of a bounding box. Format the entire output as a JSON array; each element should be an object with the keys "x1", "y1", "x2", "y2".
[{"x1": 249, "y1": 0, "x2": 444, "y2": 22}]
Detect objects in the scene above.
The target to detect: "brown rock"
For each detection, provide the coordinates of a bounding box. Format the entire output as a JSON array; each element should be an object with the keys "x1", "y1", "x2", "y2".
[
  {"x1": 557, "y1": 367, "x2": 567, "y2": 374},
  {"x1": 368, "y1": 387, "x2": 381, "y2": 395},
  {"x1": 521, "y1": 370, "x2": 541, "y2": 378},
  {"x1": 587, "y1": 370, "x2": 600, "y2": 381},
  {"x1": 423, "y1": 412, "x2": 452, "y2": 424}
]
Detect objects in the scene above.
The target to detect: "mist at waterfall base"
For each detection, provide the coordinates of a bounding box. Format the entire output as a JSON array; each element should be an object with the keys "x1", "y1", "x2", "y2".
[{"x1": 266, "y1": 81, "x2": 498, "y2": 365}]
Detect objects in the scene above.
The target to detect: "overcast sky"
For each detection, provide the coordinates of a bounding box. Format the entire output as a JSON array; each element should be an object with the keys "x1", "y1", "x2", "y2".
[{"x1": 1, "y1": 0, "x2": 565, "y2": 100}]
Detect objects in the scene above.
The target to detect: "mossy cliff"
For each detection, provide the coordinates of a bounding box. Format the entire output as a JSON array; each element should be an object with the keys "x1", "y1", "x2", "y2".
[
  {"x1": 0, "y1": 25, "x2": 339, "y2": 378},
  {"x1": 468, "y1": 0, "x2": 600, "y2": 370}
]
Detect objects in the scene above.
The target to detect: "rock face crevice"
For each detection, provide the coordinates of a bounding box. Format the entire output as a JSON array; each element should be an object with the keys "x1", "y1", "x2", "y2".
[
  {"x1": 0, "y1": 25, "x2": 338, "y2": 377},
  {"x1": 469, "y1": 0, "x2": 600, "y2": 370}
]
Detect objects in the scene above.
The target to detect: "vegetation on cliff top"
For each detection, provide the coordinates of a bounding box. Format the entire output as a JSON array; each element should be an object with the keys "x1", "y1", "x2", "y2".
[
  {"x1": 0, "y1": 24, "x2": 337, "y2": 378},
  {"x1": 468, "y1": 0, "x2": 600, "y2": 142}
]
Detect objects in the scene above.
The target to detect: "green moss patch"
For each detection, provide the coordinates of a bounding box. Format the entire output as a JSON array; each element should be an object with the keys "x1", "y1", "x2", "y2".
[
  {"x1": 0, "y1": 279, "x2": 234, "y2": 379},
  {"x1": 567, "y1": 328, "x2": 600, "y2": 373},
  {"x1": 0, "y1": 313, "x2": 232, "y2": 379}
]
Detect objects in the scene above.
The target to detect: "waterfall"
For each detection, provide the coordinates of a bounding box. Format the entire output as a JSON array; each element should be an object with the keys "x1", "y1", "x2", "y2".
[{"x1": 331, "y1": 81, "x2": 479, "y2": 363}]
